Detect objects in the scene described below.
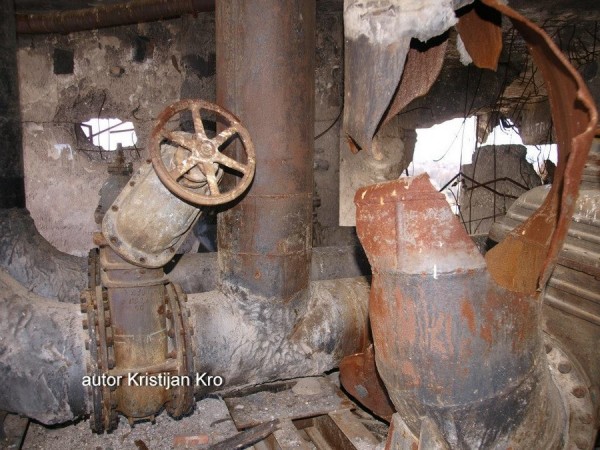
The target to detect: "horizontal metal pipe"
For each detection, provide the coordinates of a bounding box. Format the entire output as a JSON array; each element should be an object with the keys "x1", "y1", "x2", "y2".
[
  {"x1": 187, "y1": 277, "x2": 370, "y2": 395},
  {"x1": 0, "y1": 209, "x2": 87, "y2": 303},
  {"x1": 16, "y1": 0, "x2": 215, "y2": 34},
  {"x1": 0, "y1": 270, "x2": 88, "y2": 424},
  {"x1": 167, "y1": 245, "x2": 371, "y2": 293},
  {"x1": 0, "y1": 272, "x2": 369, "y2": 424}
]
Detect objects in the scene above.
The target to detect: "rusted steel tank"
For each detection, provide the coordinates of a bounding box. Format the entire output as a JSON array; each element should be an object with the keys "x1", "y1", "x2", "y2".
[{"x1": 355, "y1": 174, "x2": 565, "y2": 448}]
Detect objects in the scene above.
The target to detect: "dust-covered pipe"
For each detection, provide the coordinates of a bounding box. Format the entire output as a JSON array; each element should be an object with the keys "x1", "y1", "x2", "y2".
[
  {"x1": 0, "y1": 270, "x2": 88, "y2": 424},
  {"x1": 188, "y1": 277, "x2": 370, "y2": 395}
]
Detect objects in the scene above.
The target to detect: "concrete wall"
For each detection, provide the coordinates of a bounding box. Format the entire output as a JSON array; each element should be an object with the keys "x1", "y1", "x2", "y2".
[
  {"x1": 17, "y1": 14, "x2": 214, "y2": 256},
  {"x1": 17, "y1": 7, "x2": 349, "y2": 256}
]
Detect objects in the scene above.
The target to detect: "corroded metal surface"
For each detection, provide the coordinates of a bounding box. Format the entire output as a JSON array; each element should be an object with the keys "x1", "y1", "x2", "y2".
[
  {"x1": 355, "y1": 175, "x2": 565, "y2": 448},
  {"x1": 489, "y1": 138, "x2": 600, "y2": 429},
  {"x1": 102, "y1": 161, "x2": 202, "y2": 268},
  {"x1": 216, "y1": 0, "x2": 314, "y2": 300},
  {"x1": 149, "y1": 99, "x2": 256, "y2": 207},
  {"x1": 483, "y1": 0, "x2": 598, "y2": 294},
  {"x1": 16, "y1": 0, "x2": 215, "y2": 34},
  {"x1": 379, "y1": 39, "x2": 448, "y2": 132},
  {"x1": 342, "y1": 0, "x2": 471, "y2": 157},
  {"x1": 339, "y1": 345, "x2": 395, "y2": 422},
  {"x1": 83, "y1": 243, "x2": 194, "y2": 432},
  {"x1": 455, "y1": 0, "x2": 502, "y2": 70}
]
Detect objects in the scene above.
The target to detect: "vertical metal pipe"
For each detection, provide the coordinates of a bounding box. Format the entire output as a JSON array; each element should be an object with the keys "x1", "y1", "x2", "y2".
[
  {"x1": 99, "y1": 246, "x2": 170, "y2": 419},
  {"x1": 0, "y1": 0, "x2": 25, "y2": 208},
  {"x1": 216, "y1": 0, "x2": 315, "y2": 301},
  {"x1": 355, "y1": 175, "x2": 565, "y2": 448}
]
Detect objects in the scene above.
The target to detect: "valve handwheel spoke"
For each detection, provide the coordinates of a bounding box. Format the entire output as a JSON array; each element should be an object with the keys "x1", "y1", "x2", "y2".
[
  {"x1": 214, "y1": 152, "x2": 248, "y2": 174},
  {"x1": 150, "y1": 99, "x2": 256, "y2": 205},
  {"x1": 191, "y1": 106, "x2": 207, "y2": 139}
]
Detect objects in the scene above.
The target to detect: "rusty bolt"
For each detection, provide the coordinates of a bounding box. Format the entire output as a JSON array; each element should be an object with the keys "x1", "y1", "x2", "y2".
[
  {"x1": 111, "y1": 205, "x2": 119, "y2": 212},
  {"x1": 109, "y1": 236, "x2": 118, "y2": 245},
  {"x1": 129, "y1": 181, "x2": 136, "y2": 187},
  {"x1": 169, "y1": 247, "x2": 175, "y2": 253},
  {"x1": 82, "y1": 319, "x2": 89, "y2": 330},
  {"x1": 146, "y1": 159, "x2": 152, "y2": 164},
  {"x1": 558, "y1": 362, "x2": 572, "y2": 374},
  {"x1": 139, "y1": 257, "x2": 147, "y2": 264},
  {"x1": 572, "y1": 387, "x2": 587, "y2": 398}
]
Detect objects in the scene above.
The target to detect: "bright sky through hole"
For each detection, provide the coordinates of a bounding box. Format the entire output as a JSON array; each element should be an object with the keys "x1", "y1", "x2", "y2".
[
  {"x1": 81, "y1": 118, "x2": 137, "y2": 151},
  {"x1": 409, "y1": 116, "x2": 558, "y2": 189}
]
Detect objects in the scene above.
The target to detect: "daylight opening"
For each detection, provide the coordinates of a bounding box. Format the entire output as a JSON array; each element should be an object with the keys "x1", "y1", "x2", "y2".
[
  {"x1": 408, "y1": 117, "x2": 558, "y2": 217},
  {"x1": 81, "y1": 118, "x2": 137, "y2": 151}
]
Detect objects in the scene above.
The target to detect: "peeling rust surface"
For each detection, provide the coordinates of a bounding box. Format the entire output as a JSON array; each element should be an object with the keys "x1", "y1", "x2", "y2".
[
  {"x1": 342, "y1": 0, "x2": 470, "y2": 157},
  {"x1": 483, "y1": 0, "x2": 598, "y2": 294},
  {"x1": 355, "y1": 175, "x2": 564, "y2": 447}
]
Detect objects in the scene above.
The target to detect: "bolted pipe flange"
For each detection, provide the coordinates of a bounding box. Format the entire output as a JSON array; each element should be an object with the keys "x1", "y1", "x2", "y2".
[
  {"x1": 545, "y1": 334, "x2": 597, "y2": 449},
  {"x1": 81, "y1": 285, "x2": 117, "y2": 433},
  {"x1": 164, "y1": 283, "x2": 195, "y2": 418}
]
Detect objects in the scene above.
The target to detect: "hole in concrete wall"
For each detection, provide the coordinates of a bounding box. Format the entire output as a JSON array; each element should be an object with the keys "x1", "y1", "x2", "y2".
[
  {"x1": 53, "y1": 48, "x2": 74, "y2": 75},
  {"x1": 408, "y1": 117, "x2": 558, "y2": 231},
  {"x1": 409, "y1": 117, "x2": 478, "y2": 213},
  {"x1": 80, "y1": 118, "x2": 137, "y2": 151},
  {"x1": 133, "y1": 35, "x2": 153, "y2": 62},
  {"x1": 482, "y1": 120, "x2": 557, "y2": 177}
]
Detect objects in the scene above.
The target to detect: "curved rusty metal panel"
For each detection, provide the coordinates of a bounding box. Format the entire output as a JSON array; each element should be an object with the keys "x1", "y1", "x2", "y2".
[{"x1": 483, "y1": 0, "x2": 598, "y2": 294}]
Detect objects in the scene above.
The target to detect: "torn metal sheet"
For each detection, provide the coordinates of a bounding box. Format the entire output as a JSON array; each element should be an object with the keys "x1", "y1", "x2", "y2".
[
  {"x1": 483, "y1": 0, "x2": 598, "y2": 293},
  {"x1": 349, "y1": 0, "x2": 598, "y2": 446},
  {"x1": 343, "y1": 0, "x2": 472, "y2": 158},
  {"x1": 455, "y1": 0, "x2": 502, "y2": 70},
  {"x1": 379, "y1": 38, "x2": 448, "y2": 130}
]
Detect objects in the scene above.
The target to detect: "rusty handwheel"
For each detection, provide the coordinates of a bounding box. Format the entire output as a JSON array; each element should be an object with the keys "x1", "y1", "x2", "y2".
[{"x1": 150, "y1": 99, "x2": 256, "y2": 206}]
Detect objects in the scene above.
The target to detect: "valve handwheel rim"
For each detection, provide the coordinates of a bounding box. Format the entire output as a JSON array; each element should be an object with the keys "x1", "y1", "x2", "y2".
[{"x1": 150, "y1": 99, "x2": 256, "y2": 206}]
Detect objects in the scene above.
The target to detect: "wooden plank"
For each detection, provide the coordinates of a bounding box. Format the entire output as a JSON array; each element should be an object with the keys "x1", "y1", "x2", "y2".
[
  {"x1": 271, "y1": 419, "x2": 315, "y2": 450},
  {"x1": 225, "y1": 377, "x2": 353, "y2": 429},
  {"x1": 328, "y1": 410, "x2": 380, "y2": 448}
]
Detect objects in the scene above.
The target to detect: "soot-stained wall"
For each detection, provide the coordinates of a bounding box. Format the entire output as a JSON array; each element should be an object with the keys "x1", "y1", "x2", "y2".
[
  {"x1": 17, "y1": 7, "x2": 348, "y2": 256},
  {"x1": 17, "y1": 14, "x2": 215, "y2": 256}
]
